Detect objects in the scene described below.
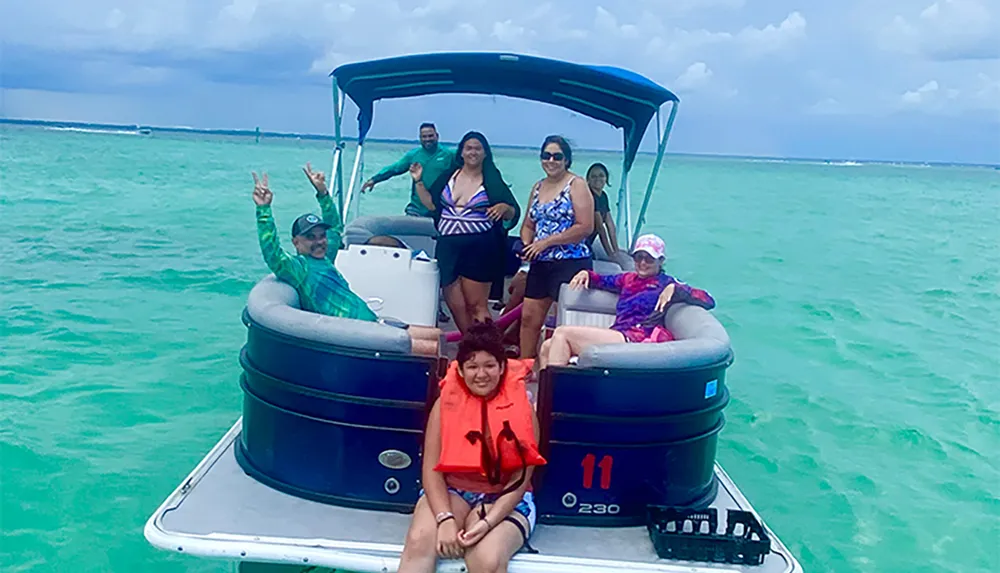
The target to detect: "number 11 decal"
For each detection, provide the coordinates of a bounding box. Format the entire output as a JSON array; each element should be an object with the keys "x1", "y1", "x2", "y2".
[{"x1": 581, "y1": 454, "x2": 614, "y2": 490}]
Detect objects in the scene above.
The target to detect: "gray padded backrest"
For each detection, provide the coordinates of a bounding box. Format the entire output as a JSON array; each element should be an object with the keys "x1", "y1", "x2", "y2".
[
  {"x1": 343, "y1": 216, "x2": 438, "y2": 257},
  {"x1": 246, "y1": 275, "x2": 412, "y2": 353},
  {"x1": 557, "y1": 284, "x2": 618, "y2": 329},
  {"x1": 556, "y1": 283, "x2": 731, "y2": 370},
  {"x1": 554, "y1": 262, "x2": 627, "y2": 328},
  {"x1": 590, "y1": 241, "x2": 635, "y2": 271},
  {"x1": 592, "y1": 259, "x2": 626, "y2": 276}
]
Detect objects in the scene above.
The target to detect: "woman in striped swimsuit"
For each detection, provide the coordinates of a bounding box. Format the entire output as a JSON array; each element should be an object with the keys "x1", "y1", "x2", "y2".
[{"x1": 412, "y1": 131, "x2": 520, "y2": 333}]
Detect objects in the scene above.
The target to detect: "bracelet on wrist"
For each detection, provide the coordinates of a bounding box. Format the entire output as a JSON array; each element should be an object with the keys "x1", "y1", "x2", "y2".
[{"x1": 435, "y1": 511, "x2": 454, "y2": 525}]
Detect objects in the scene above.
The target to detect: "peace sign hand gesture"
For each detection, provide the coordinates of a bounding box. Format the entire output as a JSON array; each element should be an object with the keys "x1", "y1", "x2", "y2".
[
  {"x1": 303, "y1": 162, "x2": 328, "y2": 195},
  {"x1": 252, "y1": 172, "x2": 273, "y2": 206}
]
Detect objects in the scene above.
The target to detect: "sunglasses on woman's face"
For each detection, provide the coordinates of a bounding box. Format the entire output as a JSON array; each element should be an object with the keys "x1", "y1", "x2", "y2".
[
  {"x1": 633, "y1": 252, "x2": 658, "y2": 265},
  {"x1": 540, "y1": 151, "x2": 565, "y2": 162}
]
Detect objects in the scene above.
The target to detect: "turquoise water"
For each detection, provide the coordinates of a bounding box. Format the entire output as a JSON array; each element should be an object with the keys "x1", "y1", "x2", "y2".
[{"x1": 1, "y1": 126, "x2": 998, "y2": 572}]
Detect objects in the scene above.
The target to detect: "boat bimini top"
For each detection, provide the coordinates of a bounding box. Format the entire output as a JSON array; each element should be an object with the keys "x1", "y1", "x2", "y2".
[{"x1": 327, "y1": 52, "x2": 680, "y2": 248}]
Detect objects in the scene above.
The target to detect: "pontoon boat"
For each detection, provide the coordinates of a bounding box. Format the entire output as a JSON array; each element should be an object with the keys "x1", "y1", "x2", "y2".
[{"x1": 144, "y1": 52, "x2": 803, "y2": 573}]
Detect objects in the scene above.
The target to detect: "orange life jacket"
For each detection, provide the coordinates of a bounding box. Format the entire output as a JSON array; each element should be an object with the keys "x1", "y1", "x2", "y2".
[{"x1": 435, "y1": 358, "x2": 546, "y2": 482}]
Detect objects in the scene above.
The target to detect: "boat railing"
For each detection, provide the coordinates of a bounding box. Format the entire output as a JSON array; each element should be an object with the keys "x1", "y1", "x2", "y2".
[{"x1": 631, "y1": 102, "x2": 680, "y2": 247}]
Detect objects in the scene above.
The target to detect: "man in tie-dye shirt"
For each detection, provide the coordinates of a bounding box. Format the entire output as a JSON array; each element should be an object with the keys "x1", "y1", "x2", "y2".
[{"x1": 251, "y1": 165, "x2": 440, "y2": 355}]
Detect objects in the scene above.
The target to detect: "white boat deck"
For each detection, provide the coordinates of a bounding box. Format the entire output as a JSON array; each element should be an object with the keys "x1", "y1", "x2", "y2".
[{"x1": 145, "y1": 419, "x2": 801, "y2": 573}]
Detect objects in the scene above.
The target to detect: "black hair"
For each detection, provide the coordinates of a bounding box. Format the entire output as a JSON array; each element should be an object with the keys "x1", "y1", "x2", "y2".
[
  {"x1": 456, "y1": 322, "x2": 507, "y2": 368},
  {"x1": 541, "y1": 135, "x2": 573, "y2": 168},
  {"x1": 456, "y1": 131, "x2": 493, "y2": 165},
  {"x1": 455, "y1": 131, "x2": 504, "y2": 180},
  {"x1": 419, "y1": 122, "x2": 436, "y2": 131},
  {"x1": 586, "y1": 162, "x2": 610, "y2": 184},
  {"x1": 365, "y1": 235, "x2": 407, "y2": 249}
]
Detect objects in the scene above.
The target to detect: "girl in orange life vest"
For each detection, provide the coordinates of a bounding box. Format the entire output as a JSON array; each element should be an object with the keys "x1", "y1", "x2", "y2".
[{"x1": 398, "y1": 322, "x2": 545, "y2": 573}]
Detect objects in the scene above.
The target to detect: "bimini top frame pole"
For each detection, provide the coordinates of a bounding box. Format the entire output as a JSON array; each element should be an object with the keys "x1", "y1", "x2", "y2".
[
  {"x1": 330, "y1": 52, "x2": 680, "y2": 234},
  {"x1": 630, "y1": 100, "x2": 679, "y2": 246}
]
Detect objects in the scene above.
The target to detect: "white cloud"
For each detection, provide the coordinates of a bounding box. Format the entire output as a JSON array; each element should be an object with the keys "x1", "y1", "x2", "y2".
[
  {"x1": 309, "y1": 50, "x2": 350, "y2": 75},
  {"x1": 220, "y1": 0, "x2": 258, "y2": 24},
  {"x1": 453, "y1": 23, "x2": 479, "y2": 42},
  {"x1": 641, "y1": 10, "x2": 807, "y2": 63},
  {"x1": 634, "y1": 0, "x2": 745, "y2": 16},
  {"x1": 105, "y1": 9, "x2": 126, "y2": 29},
  {"x1": 807, "y1": 98, "x2": 846, "y2": 115},
  {"x1": 676, "y1": 62, "x2": 714, "y2": 90},
  {"x1": 492, "y1": 19, "x2": 531, "y2": 44},
  {"x1": 878, "y1": 0, "x2": 999, "y2": 59},
  {"x1": 970, "y1": 73, "x2": 1000, "y2": 110},
  {"x1": 1, "y1": 0, "x2": 998, "y2": 164},
  {"x1": 902, "y1": 80, "x2": 940, "y2": 104},
  {"x1": 896, "y1": 76, "x2": 999, "y2": 115},
  {"x1": 737, "y1": 11, "x2": 806, "y2": 56},
  {"x1": 412, "y1": 0, "x2": 461, "y2": 17},
  {"x1": 324, "y1": 3, "x2": 357, "y2": 22}
]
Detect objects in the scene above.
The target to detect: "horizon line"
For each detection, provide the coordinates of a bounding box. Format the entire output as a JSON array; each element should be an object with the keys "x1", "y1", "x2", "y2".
[{"x1": 2, "y1": 117, "x2": 997, "y2": 169}]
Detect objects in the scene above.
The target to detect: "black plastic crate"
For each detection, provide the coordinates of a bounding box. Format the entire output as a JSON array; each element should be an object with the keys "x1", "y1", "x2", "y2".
[{"x1": 647, "y1": 506, "x2": 771, "y2": 565}]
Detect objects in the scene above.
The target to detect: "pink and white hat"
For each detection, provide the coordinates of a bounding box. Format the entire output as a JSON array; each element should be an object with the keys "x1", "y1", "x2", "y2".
[{"x1": 632, "y1": 234, "x2": 666, "y2": 259}]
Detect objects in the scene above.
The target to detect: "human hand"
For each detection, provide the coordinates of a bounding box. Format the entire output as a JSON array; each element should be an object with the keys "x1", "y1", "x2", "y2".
[
  {"x1": 360, "y1": 179, "x2": 375, "y2": 194},
  {"x1": 486, "y1": 203, "x2": 511, "y2": 222},
  {"x1": 409, "y1": 162, "x2": 423, "y2": 182},
  {"x1": 569, "y1": 270, "x2": 590, "y2": 290},
  {"x1": 302, "y1": 162, "x2": 327, "y2": 195},
  {"x1": 654, "y1": 283, "x2": 676, "y2": 312},
  {"x1": 521, "y1": 239, "x2": 549, "y2": 261},
  {"x1": 457, "y1": 519, "x2": 491, "y2": 548},
  {"x1": 436, "y1": 520, "x2": 464, "y2": 559},
  {"x1": 252, "y1": 172, "x2": 272, "y2": 206}
]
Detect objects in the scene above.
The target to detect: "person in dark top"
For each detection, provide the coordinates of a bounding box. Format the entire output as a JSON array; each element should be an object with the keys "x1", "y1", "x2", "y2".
[
  {"x1": 585, "y1": 162, "x2": 619, "y2": 256},
  {"x1": 410, "y1": 131, "x2": 520, "y2": 333}
]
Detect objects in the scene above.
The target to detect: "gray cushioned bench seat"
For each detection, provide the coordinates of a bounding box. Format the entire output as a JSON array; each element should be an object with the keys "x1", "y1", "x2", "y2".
[
  {"x1": 556, "y1": 283, "x2": 731, "y2": 370},
  {"x1": 246, "y1": 275, "x2": 412, "y2": 354}
]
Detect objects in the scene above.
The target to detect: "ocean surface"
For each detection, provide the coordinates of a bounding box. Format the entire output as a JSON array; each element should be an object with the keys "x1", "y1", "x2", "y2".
[{"x1": 1, "y1": 125, "x2": 997, "y2": 573}]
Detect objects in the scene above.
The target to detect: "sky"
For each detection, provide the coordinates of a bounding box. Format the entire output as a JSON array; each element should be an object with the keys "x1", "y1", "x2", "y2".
[{"x1": 1, "y1": 0, "x2": 998, "y2": 164}]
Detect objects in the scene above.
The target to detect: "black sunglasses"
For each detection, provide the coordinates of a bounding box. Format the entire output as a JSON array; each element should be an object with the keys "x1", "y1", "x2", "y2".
[{"x1": 540, "y1": 151, "x2": 565, "y2": 162}]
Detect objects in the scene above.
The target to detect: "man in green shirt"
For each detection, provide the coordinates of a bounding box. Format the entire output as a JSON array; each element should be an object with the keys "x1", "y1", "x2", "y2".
[
  {"x1": 360, "y1": 123, "x2": 455, "y2": 217},
  {"x1": 252, "y1": 164, "x2": 440, "y2": 356}
]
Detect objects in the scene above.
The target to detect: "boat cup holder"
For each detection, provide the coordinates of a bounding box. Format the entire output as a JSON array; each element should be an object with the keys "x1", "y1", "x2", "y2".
[{"x1": 646, "y1": 506, "x2": 771, "y2": 565}]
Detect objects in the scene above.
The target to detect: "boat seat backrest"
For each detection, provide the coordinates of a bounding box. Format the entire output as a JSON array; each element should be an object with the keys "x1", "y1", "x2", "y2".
[
  {"x1": 554, "y1": 261, "x2": 629, "y2": 328},
  {"x1": 590, "y1": 240, "x2": 635, "y2": 271},
  {"x1": 556, "y1": 283, "x2": 732, "y2": 370},
  {"x1": 246, "y1": 275, "x2": 412, "y2": 353},
  {"x1": 556, "y1": 284, "x2": 618, "y2": 329},
  {"x1": 343, "y1": 215, "x2": 438, "y2": 258},
  {"x1": 335, "y1": 244, "x2": 440, "y2": 327}
]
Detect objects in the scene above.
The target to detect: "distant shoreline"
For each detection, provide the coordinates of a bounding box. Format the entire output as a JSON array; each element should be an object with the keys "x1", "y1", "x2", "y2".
[{"x1": 2, "y1": 118, "x2": 996, "y2": 169}]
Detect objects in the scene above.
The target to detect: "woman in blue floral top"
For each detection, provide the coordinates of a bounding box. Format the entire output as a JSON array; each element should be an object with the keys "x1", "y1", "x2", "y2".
[{"x1": 517, "y1": 135, "x2": 594, "y2": 359}]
